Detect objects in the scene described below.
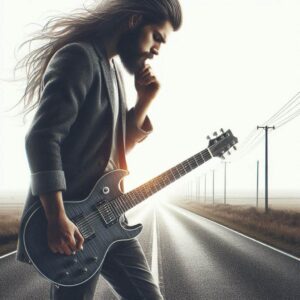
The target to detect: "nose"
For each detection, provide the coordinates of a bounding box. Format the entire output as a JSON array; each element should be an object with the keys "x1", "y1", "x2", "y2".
[{"x1": 150, "y1": 47, "x2": 159, "y2": 56}]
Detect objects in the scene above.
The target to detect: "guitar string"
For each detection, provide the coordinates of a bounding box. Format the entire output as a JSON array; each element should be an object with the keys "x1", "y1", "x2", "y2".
[
  {"x1": 75, "y1": 152, "x2": 210, "y2": 231},
  {"x1": 75, "y1": 137, "x2": 236, "y2": 234},
  {"x1": 75, "y1": 157, "x2": 207, "y2": 235}
]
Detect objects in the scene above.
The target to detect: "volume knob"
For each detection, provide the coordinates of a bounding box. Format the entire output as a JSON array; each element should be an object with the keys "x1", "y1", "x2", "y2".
[{"x1": 102, "y1": 187, "x2": 110, "y2": 195}]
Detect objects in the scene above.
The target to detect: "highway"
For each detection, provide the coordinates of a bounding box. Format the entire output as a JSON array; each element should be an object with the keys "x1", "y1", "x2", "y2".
[{"x1": 0, "y1": 198, "x2": 299, "y2": 299}]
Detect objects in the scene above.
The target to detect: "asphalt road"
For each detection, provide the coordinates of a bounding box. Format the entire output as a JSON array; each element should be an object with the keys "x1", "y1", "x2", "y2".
[{"x1": 0, "y1": 198, "x2": 299, "y2": 299}]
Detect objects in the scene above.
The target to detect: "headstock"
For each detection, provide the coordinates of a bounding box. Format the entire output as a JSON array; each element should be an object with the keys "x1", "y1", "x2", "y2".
[{"x1": 207, "y1": 129, "x2": 238, "y2": 159}]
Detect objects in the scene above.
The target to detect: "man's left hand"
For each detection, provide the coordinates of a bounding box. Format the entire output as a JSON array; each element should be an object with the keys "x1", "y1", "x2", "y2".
[{"x1": 135, "y1": 64, "x2": 160, "y2": 104}]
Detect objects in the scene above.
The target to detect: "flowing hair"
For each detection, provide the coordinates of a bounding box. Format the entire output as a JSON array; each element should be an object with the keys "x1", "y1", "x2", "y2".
[{"x1": 14, "y1": 0, "x2": 182, "y2": 118}]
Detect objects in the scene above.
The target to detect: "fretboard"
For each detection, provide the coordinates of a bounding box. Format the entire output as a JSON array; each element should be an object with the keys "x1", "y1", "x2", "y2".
[{"x1": 111, "y1": 148, "x2": 212, "y2": 214}]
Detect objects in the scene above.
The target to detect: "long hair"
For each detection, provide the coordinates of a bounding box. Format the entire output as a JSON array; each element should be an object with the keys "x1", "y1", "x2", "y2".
[{"x1": 15, "y1": 0, "x2": 182, "y2": 117}]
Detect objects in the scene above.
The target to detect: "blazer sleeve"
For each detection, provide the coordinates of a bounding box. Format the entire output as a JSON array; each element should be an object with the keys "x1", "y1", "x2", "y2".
[
  {"x1": 25, "y1": 43, "x2": 94, "y2": 196},
  {"x1": 125, "y1": 107, "x2": 153, "y2": 153},
  {"x1": 113, "y1": 62, "x2": 153, "y2": 153}
]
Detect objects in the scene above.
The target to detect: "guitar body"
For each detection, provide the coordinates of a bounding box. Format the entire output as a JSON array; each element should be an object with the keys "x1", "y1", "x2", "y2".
[{"x1": 23, "y1": 169, "x2": 143, "y2": 287}]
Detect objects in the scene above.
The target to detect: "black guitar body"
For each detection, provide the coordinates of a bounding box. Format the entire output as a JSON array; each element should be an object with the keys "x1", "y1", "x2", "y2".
[{"x1": 23, "y1": 169, "x2": 142, "y2": 287}]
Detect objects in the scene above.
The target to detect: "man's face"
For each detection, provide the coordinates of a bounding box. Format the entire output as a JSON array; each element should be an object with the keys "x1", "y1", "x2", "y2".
[{"x1": 117, "y1": 20, "x2": 173, "y2": 74}]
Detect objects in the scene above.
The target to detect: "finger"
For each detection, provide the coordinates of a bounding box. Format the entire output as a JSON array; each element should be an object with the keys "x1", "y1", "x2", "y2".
[
  {"x1": 49, "y1": 245, "x2": 58, "y2": 254},
  {"x1": 140, "y1": 69, "x2": 153, "y2": 80},
  {"x1": 144, "y1": 78, "x2": 159, "y2": 86},
  {"x1": 65, "y1": 233, "x2": 76, "y2": 252},
  {"x1": 140, "y1": 66, "x2": 152, "y2": 77},
  {"x1": 57, "y1": 246, "x2": 65, "y2": 255},
  {"x1": 140, "y1": 75, "x2": 158, "y2": 86},
  {"x1": 61, "y1": 242, "x2": 72, "y2": 256},
  {"x1": 74, "y1": 229, "x2": 84, "y2": 250},
  {"x1": 137, "y1": 64, "x2": 150, "y2": 76}
]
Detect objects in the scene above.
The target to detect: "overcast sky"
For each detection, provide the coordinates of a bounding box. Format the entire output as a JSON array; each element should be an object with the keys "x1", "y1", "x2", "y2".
[{"x1": 1, "y1": 0, "x2": 300, "y2": 200}]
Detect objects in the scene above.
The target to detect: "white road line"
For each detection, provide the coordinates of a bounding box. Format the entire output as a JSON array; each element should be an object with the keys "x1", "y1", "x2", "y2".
[
  {"x1": 0, "y1": 250, "x2": 16, "y2": 260},
  {"x1": 151, "y1": 209, "x2": 159, "y2": 285},
  {"x1": 167, "y1": 203, "x2": 300, "y2": 262}
]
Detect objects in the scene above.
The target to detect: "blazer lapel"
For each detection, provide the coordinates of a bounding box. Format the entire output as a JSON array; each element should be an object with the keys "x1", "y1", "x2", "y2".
[
  {"x1": 91, "y1": 39, "x2": 128, "y2": 169},
  {"x1": 113, "y1": 63, "x2": 127, "y2": 150},
  {"x1": 91, "y1": 40, "x2": 116, "y2": 118}
]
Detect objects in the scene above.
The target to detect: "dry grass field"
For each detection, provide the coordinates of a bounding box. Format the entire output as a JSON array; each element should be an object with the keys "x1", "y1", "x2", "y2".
[
  {"x1": 174, "y1": 200, "x2": 300, "y2": 258},
  {"x1": 0, "y1": 206, "x2": 23, "y2": 256}
]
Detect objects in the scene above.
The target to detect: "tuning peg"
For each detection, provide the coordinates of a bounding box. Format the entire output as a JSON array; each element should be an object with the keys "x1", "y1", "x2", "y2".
[
  {"x1": 213, "y1": 131, "x2": 218, "y2": 137},
  {"x1": 233, "y1": 146, "x2": 237, "y2": 151},
  {"x1": 227, "y1": 151, "x2": 231, "y2": 155},
  {"x1": 221, "y1": 155, "x2": 225, "y2": 159},
  {"x1": 207, "y1": 135, "x2": 211, "y2": 140},
  {"x1": 220, "y1": 128, "x2": 224, "y2": 133}
]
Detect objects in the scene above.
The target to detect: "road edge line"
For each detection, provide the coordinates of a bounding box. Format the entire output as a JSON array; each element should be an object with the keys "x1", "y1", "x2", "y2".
[
  {"x1": 0, "y1": 250, "x2": 16, "y2": 260},
  {"x1": 168, "y1": 203, "x2": 300, "y2": 262}
]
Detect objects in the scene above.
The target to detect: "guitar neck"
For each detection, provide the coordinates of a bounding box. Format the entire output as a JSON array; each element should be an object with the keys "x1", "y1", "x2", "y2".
[{"x1": 112, "y1": 148, "x2": 212, "y2": 214}]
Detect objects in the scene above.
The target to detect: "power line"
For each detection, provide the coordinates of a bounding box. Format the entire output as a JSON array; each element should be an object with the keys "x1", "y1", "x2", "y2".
[
  {"x1": 275, "y1": 109, "x2": 300, "y2": 129},
  {"x1": 236, "y1": 91, "x2": 300, "y2": 160}
]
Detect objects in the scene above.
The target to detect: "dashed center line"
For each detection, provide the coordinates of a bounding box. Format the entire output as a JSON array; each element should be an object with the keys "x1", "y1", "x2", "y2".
[{"x1": 151, "y1": 209, "x2": 159, "y2": 285}]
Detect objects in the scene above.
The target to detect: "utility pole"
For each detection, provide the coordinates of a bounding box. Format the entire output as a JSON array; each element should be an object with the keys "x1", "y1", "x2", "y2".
[
  {"x1": 204, "y1": 174, "x2": 207, "y2": 203},
  {"x1": 222, "y1": 161, "x2": 231, "y2": 205},
  {"x1": 257, "y1": 126, "x2": 275, "y2": 213},
  {"x1": 256, "y1": 160, "x2": 259, "y2": 209},
  {"x1": 196, "y1": 177, "x2": 201, "y2": 202},
  {"x1": 212, "y1": 170, "x2": 215, "y2": 206},
  {"x1": 189, "y1": 181, "x2": 193, "y2": 201}
]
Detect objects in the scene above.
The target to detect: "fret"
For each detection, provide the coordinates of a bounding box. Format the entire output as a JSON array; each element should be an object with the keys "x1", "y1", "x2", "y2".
[
  {"x1": 123, "y1": 195, "x2": 131, "y2": 210},
  {"x1": 169, "y1": 168, "x2": 177, "y2": 180},
  {"x1": 171, "y1": 166, "x2": 181, "y2": 179},
  {"x1": 199, "y1": 151, "x2": 205, "y2": 162},
  {"x1": 118, "y1": 197, "x2": 126, "y2": 212},
  {"x1": 192, "y1": 155, "x2": 199, "y2": 166},
  {"x1": 195, "y1": 153, "x2": 204, "y2": 165},
  {"x1": 127, "y1": 192, "x2": 136, "y2": 205},
  {"x1": 181, "y1": 162, "x2": 188, "y2": 174},
  {"x1": 151, "y1": 180, "x2": 160, "y2": 192},
  {"x1": 186, "y1": 158, "x2": 194, "y2": 170},
  {"x1": 176, "y1": 164, "x2": 185, "y2": 176},
  {"x1": 135, "y1": 187, "x2": 144, "y2": 201}
]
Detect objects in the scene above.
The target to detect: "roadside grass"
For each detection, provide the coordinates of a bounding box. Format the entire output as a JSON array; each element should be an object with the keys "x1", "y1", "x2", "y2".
[
  {"x1": 0, "y1": 207, "x2": 22, "y2": 256},
  {"x1": 173, "y1": 200, "x2": 300, "y2": 258}
]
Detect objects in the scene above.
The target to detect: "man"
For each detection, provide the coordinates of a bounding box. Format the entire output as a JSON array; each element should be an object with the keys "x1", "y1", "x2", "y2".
[{"x1": 16, "y1": 0, "x2": 182, "y2": 299}]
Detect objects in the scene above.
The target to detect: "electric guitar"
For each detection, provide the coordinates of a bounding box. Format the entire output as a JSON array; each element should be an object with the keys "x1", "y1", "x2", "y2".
[{"x1": 23, "y1": 129, "x2": 238, "y2": 286}]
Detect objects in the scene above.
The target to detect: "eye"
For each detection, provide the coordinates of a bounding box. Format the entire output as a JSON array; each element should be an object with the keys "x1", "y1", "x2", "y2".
[{"x1": 153, "y1": 32, "x2": 163, "y2": 43}]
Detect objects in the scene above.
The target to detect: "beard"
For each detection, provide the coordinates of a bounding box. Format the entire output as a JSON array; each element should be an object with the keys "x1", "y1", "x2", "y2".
[{"x1": 116, "y1": 26, "x2": 148, "y2": 75}]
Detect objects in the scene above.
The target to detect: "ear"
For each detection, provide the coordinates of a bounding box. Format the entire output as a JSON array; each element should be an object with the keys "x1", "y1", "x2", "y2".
[{"x1": 128, "y1": 15, "x2": 143, "y2": 30}]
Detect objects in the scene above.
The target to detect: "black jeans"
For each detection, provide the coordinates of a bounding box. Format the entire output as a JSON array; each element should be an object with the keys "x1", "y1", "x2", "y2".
[{"x1": 50, "y1": 238, "x2": 163, "y2": 300}]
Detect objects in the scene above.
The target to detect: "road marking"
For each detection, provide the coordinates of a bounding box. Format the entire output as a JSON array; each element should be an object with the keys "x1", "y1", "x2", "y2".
[
  {"x1": 167, "y1": 203, "x2": 300, "y2": 262},
  {"x1": 151, "y1": 209, "x2": 159, "y2": 285},
  {"x1": 0, "y1": 250, "x2": 16, "y2": 260}
]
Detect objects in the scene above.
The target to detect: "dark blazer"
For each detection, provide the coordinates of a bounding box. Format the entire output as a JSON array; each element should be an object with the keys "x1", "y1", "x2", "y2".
[{"x1": 16, "y1": 38, "x2": 153, "y2": 263}]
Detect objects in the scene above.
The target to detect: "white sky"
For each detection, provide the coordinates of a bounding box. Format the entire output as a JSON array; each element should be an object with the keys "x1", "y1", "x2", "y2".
[{"x1": 1, "y1": 0, "x2": 300, "y2": 200}]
